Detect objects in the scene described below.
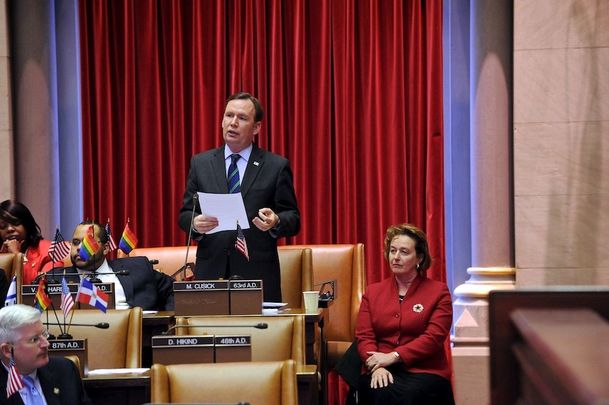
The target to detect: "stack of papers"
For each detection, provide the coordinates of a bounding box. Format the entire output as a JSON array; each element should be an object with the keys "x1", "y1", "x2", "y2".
[{"x1": 262, "y1": 302, "x2": 288, "y2": 315}]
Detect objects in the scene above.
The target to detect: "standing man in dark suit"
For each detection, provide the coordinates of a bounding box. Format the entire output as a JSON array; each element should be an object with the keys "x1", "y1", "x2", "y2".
[
  {"x1": 65, "y1": 221, "x2": 174, "y2": 310},
  {"x1": 0, "y1": 304, "x2": 90, "y2": 404},
  {"x1": 178, "y1": 92, "x2": 300, "y2": 302}
]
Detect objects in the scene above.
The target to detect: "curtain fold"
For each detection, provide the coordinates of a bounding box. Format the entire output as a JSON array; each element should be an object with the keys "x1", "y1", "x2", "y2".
[{"x1": 78, "y1": 0, "x2": 445, "y2": 286}]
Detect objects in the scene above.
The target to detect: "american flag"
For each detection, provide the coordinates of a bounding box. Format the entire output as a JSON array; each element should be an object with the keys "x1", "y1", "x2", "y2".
[
  {"x1": 235, "y1": 223, "x2": 249, "y2": 261},
  {"x1": 6, "y1": 356, "x2": 23, "y2": 398},
  {"x1": 105, "y1": 221, "x2": 117, "y2": 252},
  {"x1": 48, "y1": 228, "x2": 71, "y2": 263},
  {"x1": 60, "y1": 277, "x2": 75, "y2": 317}
]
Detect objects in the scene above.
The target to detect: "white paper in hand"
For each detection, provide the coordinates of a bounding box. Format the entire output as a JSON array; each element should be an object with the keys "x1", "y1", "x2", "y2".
[{"x1": 197, "y1": 192, "x2": 250, "y2": 234}]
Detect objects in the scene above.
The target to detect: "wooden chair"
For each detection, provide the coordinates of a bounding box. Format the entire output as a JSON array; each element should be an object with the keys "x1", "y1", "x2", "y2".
[
  {"x1": 277, "y1": 246, "x2": 312, "y2": 308},
  {"x1": 175, "y1": 315, "x2": 305, "y2": 365},
  {"x1": 121, "y1": 246, "x2": 196, "y2": 280},
  {"x1": 151, "y1": 360, "x2": 298, "y2": 405},
  {"x1": 0, "y1": 251, "x2": 23, "y2": 281},
  {"x1": 126, "y1": 246, "x2": 313, "y2": 309},
  {"x1": 281, "y1": 244, "x2": 366, "y2": 366},
  {"x1": 47, "y1": 308, "x2": 142, "y2": 370}
]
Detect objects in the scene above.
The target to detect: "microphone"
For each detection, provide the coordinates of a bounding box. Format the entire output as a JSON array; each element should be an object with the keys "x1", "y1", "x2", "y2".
[
  {"x1": 46, "y1": 322, "x2": 110, "y2": 339},
  {"x1": 173, "y1": 193, "x2": 198, "y2": 280},
  {"x1": 162, "y1": 322, "x2": 268, "y2": 335},
  {"x1": 46, "y1": 322, "x2": 110, "y2": 329},
  {"x1": 92, "y1": 270, "x2": 130, "y2": 276}
]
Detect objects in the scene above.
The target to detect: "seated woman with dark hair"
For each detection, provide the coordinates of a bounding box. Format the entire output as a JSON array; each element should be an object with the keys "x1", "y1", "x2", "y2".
[
  {"x1": 355, "y1": 223, "x2": 454, "y2": 405},
  {"x1": 0, "y1": 200, "x2": 56, "y2": 284}
]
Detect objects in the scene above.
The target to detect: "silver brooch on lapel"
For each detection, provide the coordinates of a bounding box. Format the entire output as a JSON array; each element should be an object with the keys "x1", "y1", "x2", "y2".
[
  {"x1": 53, "y1": 387, "x2": 60, "y2": 395},
  {"x1": 413, "y1": 304, "x2": 424, "y2": 313}
]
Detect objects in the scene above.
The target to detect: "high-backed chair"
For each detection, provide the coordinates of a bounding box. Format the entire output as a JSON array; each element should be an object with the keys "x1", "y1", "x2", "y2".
[
  {"x1": 123, "y1": 246, "x2": 197, "y2": 279},
  {"x1": 47, "y1": 308, "x2": 142, "y2": 370},
  {"x1": 281, "y1": 244, "x2": 366, "y2": 366},
  {"x1": 278, "y1": 246, "x2": 312, "y2": 308},
  {"x1": 175, "y1": 315, "x2": 305, "y2": 365},
  {"x1": 0, "y1": 252, "x2": 23, "y2": 284},
  {"x1": 151, "y1": 360, "x2": 298, "y2": 405},
  {"x1": 126, "y1": 246, "x2": 313, "y2": 308}
]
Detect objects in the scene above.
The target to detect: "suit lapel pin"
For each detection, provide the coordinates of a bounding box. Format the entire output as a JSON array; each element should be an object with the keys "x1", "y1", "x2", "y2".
[
  {"x1": 253, "y1": 161, "x2": 260, "y2": 166},
  {"x1": 413, "y1": 303, "x2": 424, "y2": 313},
  {"x1": 53, "y1": 387, "x2": 60, "y2": 395}
]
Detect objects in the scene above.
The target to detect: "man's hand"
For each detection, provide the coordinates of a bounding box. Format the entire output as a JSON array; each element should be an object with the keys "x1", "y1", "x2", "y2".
[
  {"x1": 252, "y1": 208, "x2": 279, "y2": 232},
  {"x1": 192, "y1": 214, "x2": 219, "y2": 234}
]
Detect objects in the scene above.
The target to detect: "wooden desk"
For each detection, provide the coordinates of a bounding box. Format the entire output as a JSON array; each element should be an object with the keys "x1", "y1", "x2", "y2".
[
  {"x1": 510, "y1": 308, "x2": 609, "y2": 405},
  {"x1": 142, "y1": 311, "x2": 174, "y2": 367},
  {"x1": 84, "y1": 371, "x2": 150, "y2": 405},
  {"x1": 489, "y1": 288, "x2": 609, "y2": 405}
]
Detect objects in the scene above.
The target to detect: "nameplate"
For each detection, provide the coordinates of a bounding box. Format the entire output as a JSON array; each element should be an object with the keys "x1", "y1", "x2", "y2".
[
  {"x1": 229, "y1": 280, "x2": 262, "y2": 291},
  {"x1": 173, "y1": 281, "x2": 229, "y2": 292},
  {"x1": 152, "y1": 335, "x2": 214, "y2": 348},
  {"x1": 214, "y1": 335, "x2": 251, "y2": 347},
  {"x1": 49, "y1": 339, "x2": 86, "y2": 351},
  {"x1": 21, "y1": 283, "x2": 113, "y2": 295}
]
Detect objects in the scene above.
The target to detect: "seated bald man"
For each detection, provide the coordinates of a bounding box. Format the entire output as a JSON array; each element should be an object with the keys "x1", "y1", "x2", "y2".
[{"x1": 0, "y1": 304, "x2": 90, "y2": 404}]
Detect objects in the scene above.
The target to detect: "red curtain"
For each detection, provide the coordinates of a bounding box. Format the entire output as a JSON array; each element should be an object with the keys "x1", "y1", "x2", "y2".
[{"x1": 78, "y1": 0, "x2": 445, "y2": 285}]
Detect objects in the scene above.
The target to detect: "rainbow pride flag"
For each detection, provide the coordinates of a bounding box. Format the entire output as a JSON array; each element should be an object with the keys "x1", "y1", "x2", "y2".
[
  {"x1": 34, "y1": 279, "x2": 51, "y2": 312},
  {"x1": 119, "y1": 223, "x2": 138, "y2": 254},
  {"x1": 79, "y1": 225, "x2": 100, "y2": 261}
]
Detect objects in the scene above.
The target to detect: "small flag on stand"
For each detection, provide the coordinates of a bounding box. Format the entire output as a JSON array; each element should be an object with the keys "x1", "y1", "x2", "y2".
[
  {"x1": 34, "y1": 279, "x2": 51, "y2": 312},
  {"x1": 4, "y1": 276, "x2": 16, "y2": 306},
  {"x1": 6, "y1": 356, "x2": 24, "y2": 398},
  {"x1": 105, "y1": 220, "x2": 117, "y2": 252},
  {"x1": 118, "y1": 222, "x2": 138, "y2": 254},
  {"x1": 60, "y1": 277, "x2": 75, "y2": 317},
  {"x1": 76, "y1": 278, "x2": 109, "y2": 313},
  {"x1": 48, "y1": 228, "x2": 71, "y2": 262},
  {"x1": 79, "y1": 225, "x2": 100, "y2": 261},
  {"x1": 235, "y1": 222, "x2": 249, "y2": 261}
]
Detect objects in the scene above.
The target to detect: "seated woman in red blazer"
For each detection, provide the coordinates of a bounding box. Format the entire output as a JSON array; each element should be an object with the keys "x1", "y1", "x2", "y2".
[
  {"x1": 0, "y1": 200, "x2": 56, "y2": 285},
  {"x1": 355, "y1": 223, "x2": 454, "y2": 405}
]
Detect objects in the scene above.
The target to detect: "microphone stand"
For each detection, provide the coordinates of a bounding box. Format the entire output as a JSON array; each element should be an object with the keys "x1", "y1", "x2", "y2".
[
  {"x1": 162, "y1": 322, "x2": 268, "y2": 335},
  {"x1": 174, "y1": 193, "x2": 198, "y2": 280}
]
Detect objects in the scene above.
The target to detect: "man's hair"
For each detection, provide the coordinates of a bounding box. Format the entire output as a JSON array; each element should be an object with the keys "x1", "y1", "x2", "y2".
[
  {"x1": 226, "y1": 92, "x2": 264, "y2": 122},
  {"x1": 78, "y1": 220, "x2": 109, "y2": 244},
  {"x1": 0, "y1": 304, "x2": 41, "y2": 344}
]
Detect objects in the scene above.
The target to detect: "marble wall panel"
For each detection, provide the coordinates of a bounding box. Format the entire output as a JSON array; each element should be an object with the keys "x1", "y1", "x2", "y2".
[
  {"x1": 515, "y1": 194, "x2": 609, "y2": 269},
  {"x1": 515, "y1": 121, "x2": 609, "y2": 196},
  {"x1": 515, "y1": 0, "x2": 609, "y2": 50}
]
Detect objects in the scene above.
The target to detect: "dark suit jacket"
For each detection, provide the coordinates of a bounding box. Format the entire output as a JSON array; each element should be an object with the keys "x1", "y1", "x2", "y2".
[
  {"x1": 46, "y1": 257, "x2": 174, "y2": 311},
  {"x1": 0, "y1": 356, "x2": 90, "y2": 404},
  {"x1": 178, "y1": 144, "x2": 300, "y2": 301},
  {"x1": 355, "y1": 275, "x2": 453, "y2": 380}
]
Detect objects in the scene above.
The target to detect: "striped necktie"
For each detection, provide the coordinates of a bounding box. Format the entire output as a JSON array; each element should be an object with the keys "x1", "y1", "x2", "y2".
[{"x1": 227, "y1": 153, "x2": 241, "y2": 193}]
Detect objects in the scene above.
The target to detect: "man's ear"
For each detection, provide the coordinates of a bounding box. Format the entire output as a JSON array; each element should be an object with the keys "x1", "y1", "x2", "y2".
[
  {"x1": 0, "y1": 342, "x2": 12, "y2": 359},
  {"x1": 103, "y1": 243, "x2": 110, "y2": 256}
]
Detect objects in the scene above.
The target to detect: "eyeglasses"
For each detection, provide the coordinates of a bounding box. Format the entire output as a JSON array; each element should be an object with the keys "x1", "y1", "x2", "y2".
[{"x1": 21, "y1": 330, "x2": 50, "y2": 345}]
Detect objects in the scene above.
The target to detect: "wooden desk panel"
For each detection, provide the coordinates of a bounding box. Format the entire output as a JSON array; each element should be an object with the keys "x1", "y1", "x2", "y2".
[{"x1": 84, "y1": 373, "x2": 150, "y2": 405}]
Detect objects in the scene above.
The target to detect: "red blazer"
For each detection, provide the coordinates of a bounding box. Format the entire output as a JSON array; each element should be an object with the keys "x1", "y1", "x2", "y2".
[
  {"x1": 23, "y1": 239, "x2": 55, "y2": 284},
  {"x1": 355, "y1": 274, "x2": 452, "y2": 380}
]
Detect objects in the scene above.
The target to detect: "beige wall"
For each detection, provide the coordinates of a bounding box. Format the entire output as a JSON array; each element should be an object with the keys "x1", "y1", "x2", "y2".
[
  {"x1": 514, "y1": 0, "x2": 609, "y2": 286},
  {"x1": 0, "y1": 0, "x2": 13, "y2": 199}
]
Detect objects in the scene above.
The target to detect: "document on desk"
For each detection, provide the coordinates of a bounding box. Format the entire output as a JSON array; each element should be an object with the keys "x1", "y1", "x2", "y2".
[{"x1": 197, "y1": 192, "x2": 250, "y2": 234}]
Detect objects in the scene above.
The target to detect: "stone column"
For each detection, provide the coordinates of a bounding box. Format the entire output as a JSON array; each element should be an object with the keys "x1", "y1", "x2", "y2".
[{"x1": 451, "y1": 1, "x2": 515, "y2": 404}]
